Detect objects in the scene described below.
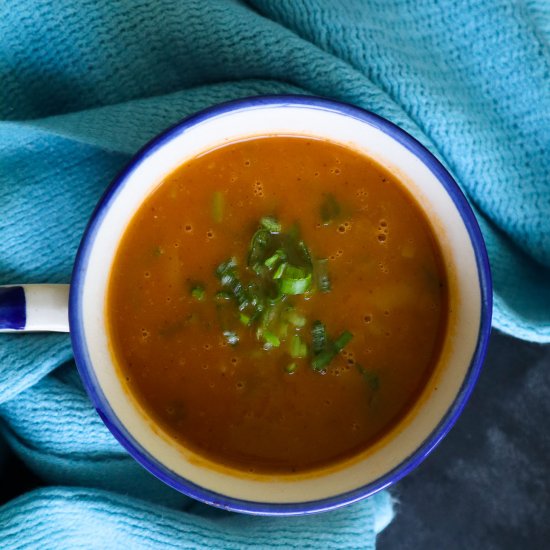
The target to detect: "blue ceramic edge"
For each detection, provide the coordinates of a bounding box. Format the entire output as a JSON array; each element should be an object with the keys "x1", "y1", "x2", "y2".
[
  {"x1": 0, "y1": 286, "x2": 26, "y2": 330},
  {"x1": 70, "y1": 95, "x2": 493, "y2": 516}
]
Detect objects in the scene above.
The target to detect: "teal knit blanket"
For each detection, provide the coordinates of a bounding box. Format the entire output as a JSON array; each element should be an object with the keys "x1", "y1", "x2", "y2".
[{"x1": 1, "y1": 0, "x2": 549, "y2": 547}]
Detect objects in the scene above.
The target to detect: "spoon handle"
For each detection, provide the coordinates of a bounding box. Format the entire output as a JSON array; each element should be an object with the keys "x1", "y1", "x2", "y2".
[{"x1": 0, "y1": 285, "x2": 70, "y2": 332}]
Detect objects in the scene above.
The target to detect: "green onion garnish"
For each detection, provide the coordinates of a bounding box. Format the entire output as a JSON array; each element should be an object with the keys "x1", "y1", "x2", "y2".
[
  {"x1": 285, "y1": 362, "x2": 298, "y2": 374},
  {"x1": 285, "y1": 309, "x2": 306, "y2": 328},
  {"x1": 262, "y1": 330, "x2": 280, "y2": 348},
  {"x1": 356, "y1": 364, "x2": 380, "y2": 391},
  {"x1": 334, "y1": 330, "x2": 353, "y2": 352},
  {"x1": 311, "y1": 349, "x2": 337, "y2": 371},
  {"x1": 320, "y1": 193, "x2": 341, "y2": 225},
  {"x1": 203, "y1": 217, "x2": 353, "y2": 374},
  {"x1": 315, "y1": 258, "x2": 331, "y2": 293},
  {"x1": 190, "y1": 284, "x2": 205, "y2": 301},
  {"x1": 260, "y1": 216, "x2": 282, "y2": 233},
  {"x1": 223, "y1": 330, "x2": 239, "y2": 346},
  {"x1": 289, "y1": 334, "x2": 307, "y2": 358},
  {"x1": 311, "y1": 321, "x2": 327, "y2": 355},
  {"x1": 212, "y1": 191, "x2": 224, "y2": 223}
]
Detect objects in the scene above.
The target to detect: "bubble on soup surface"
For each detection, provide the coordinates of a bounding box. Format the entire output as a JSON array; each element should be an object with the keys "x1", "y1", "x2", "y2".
[
  {"x1": 206, "y1": 230, "x2": 214, "y2": 239},
  {"x1": 235, "y1": 381, "x2": 245, "y2": 390},
  {"x1": 144, "y1": 271, "x2": 151, "y2": 278},
  {"x1": 184, "y1": 224, "x2": 193, "y2": 232},
  {"x1": 244, "y1": 159, "x2": 251, "y2": 166},
  {"x1": 363, "y1": 314, "x2": 372, "y2": 323},
  {"x1": 253, "y1": 181, "x2": 264, "y2": 197}
]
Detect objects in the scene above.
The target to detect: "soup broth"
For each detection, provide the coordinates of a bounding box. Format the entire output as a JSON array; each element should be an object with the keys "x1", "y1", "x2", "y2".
[{"x1": 107, "y1": 136, "x2": 447, "y2": 474}]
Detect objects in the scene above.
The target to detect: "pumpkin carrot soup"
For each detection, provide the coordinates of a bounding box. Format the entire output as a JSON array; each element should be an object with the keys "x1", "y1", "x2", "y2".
[{"x1": 107, "y1": 136, "x2": 448, "y2": 474}]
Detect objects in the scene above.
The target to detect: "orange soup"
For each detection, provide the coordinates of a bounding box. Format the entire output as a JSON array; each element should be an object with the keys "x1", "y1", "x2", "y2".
[{"x1": 107, "y1": 136, "x2": 447, "y2": 474}]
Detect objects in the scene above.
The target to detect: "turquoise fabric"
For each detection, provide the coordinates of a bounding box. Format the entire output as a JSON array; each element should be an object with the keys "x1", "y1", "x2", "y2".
[{"x1": 1, "y1": 0, "x2": 549, "y2": 546}]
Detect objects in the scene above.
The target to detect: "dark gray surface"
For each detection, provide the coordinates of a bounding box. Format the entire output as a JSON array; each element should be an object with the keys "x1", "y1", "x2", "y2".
[{"x1": 378, "y1": 331, "x2": 550, "y2": 549}]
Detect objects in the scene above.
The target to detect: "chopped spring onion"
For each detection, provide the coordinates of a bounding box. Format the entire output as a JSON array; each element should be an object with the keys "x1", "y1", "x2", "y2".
[
  {"x1": 190, "y1": 284, "x2": 205, "y2": 301},
  {"x1": 272, "y1": 262, "x2": 287, "y2": 279},
  {"x1": 315, "y1": 258, "x2": 331, "y2": 293},
  {"x1": 334, "y1": 330, "x2": 353, "y2": 352},
  {"x1": 215, "y1": 290, "x2": 232, "y2": 301},
  {"x1": 239, "y1": 313, "x2": 251, "y2": 326},
  {"x1": 223, "y1": 330, "x2": 239, "y2": 346},
  {"x1": 262, "y1": 330, "x2": 280, "y2": 348},
  {"x1": 264, "y1": 249, "x2": 286, "y2": 269},
  {"x1": 289, "y1": 334, "x2": 308, "y2": 358},
  {"x1": 356, "y1": 364, "x2": 380, "y2": 391},
  {"x1": 311, "y1": 321, "x2": 327, "y2": 355},
  {"x1": 320, "y1": 193, "x2": 341, "y2": 225},
  {"x1": 285, "y1": 362, "x2": 298, "y2": 374},
  {"x1": 212, "y1": 191, "x2": 224, "y2": 223},
  {"x1": 285, "y1": 309, "x2": 306, "y2": 328},
  {"x1": 279, "y1": 266, "x2": 312, "y2": 295},
  {"x1": 205, "y1": 217, "x2": 352, "y2": 374},
  {"x1": 260, "y1": 216, "x2": 282, "y2": 233},
  {"x1": 311, "y1": 348, "x2": 337, "y2": 371}
]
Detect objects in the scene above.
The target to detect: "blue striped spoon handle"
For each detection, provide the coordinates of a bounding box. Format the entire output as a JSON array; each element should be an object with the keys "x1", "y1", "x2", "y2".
[{"x1": 0, "y1": 285, "x2": 69, "y2": 332}]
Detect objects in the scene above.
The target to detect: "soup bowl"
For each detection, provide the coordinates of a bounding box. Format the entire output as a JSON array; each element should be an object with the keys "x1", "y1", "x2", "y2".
[{"x1": 0, "y1": 96, "x2": 492, "y2": 515}]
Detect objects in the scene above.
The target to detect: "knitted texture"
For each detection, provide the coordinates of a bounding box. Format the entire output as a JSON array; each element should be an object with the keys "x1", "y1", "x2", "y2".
[{"x1": 1, "y1": 0, "x2": 549, "y2": 546}]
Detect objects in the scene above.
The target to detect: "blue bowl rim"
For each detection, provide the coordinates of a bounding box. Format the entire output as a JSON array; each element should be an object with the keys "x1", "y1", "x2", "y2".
[{"x1": 70, "y1": 94, "x2": 493, "y2": 516}]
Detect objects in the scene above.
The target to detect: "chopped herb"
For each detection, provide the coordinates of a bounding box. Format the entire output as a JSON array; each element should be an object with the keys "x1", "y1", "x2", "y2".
[
  {"x1": 215, "y1": 291, "x2": 232, "y2": 301},
  {"x1": 260, "y1": 216, "x2": 282, "y2": 233},
  {"x1": 239, "y1": 313, "x2": 251, "y2": 326},
  {"x1": 356, "y1": 364, "x2": 380, "y2": 391},
  {"x1": 334, "y1": 330, "x2": 353, "y2": 351},
  {"x1": 285, "y1": 309, "x2": 306, "y2": 328},
  {"x1": 311, "y1": 321, "x2": 327, "y2": 355},
  {"x1": 320, "y1": 193, "x2": 341, "y2": 225},
  {"x1": 190, "y1": 284, "x2": 206, "y2": 301},
  {"x1": 285, "y1": 362, "x2": 298, "y2": 374},
  {"x1": 289, "y1": 334, "x2": 308, "y2": 358},
  {"x1": 310, "y1": 325, "x2": 353, "y2": 372},
  {"x1": 315, "y1": 258, "x2": 331, "y2": 293},
  {"x1": 311, "y1": 349, "x2": 337, "y2": 371},
  {"x1": 272, "y1": 262, "x2": 287, "y2": 279},
  {"x1": 264, "y1": 249, "x2": 286, "y2": 269},
  {"x1": 203, "y1": 218, "x2": 353, "y2": 374},
  {"x1": 262, "y1": 330, "x2": 280, "y2": 348},
  {"x1": 223, "y1": 330, "x2": 240, "y2": 346},
  {"x1": 212, "y1": 191, "x2": 224, "y2": 223}
]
